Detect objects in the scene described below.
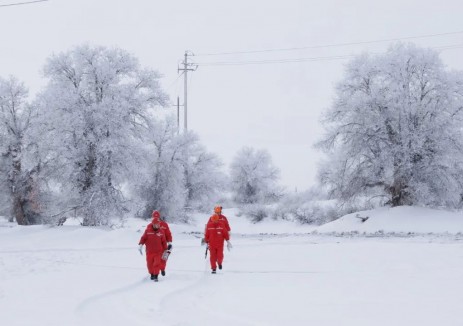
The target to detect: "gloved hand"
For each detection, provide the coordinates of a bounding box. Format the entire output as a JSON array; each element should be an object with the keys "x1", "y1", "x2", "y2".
[
  {"x1": 138, "y1": 244, "x2": 143, "y2": 255},
  {"x1": 227, "y1": 240, "x2": 233, "y2": 251},
  {"x1": 167, "y1": 242, "x2": 172, "y2": 250}
]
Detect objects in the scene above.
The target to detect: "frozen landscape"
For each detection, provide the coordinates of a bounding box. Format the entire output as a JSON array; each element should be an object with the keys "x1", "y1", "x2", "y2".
[
  {"x1": 1, "y1": 2, "x2": 463, "y2": 326},
  {"x1": 1, "y1": 206, "x2": 462, "y2": 326}
]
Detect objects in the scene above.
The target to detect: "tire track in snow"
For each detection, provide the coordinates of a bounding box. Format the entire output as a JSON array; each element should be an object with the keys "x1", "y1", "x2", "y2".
[
  {"x1": 75, "y1": 277, "x2": 147, "y2": 313},
  {"x1": 75, "y1": 277, "x2": 151, "y2": 325},
  {"x1": 51, "y1": 237, "x2": 324, "y2": 325},
  {"x1": 158, "y1": 270, "x2": 271, "y2": 326},
  {"x1": 157, "y1": 245, "x2": 273, "y2": 326}
]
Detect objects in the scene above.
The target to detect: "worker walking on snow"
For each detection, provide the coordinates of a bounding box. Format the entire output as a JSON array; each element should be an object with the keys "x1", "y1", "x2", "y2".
[
  {"x1": 152, "y1": 210, "x2": 173, "y2": 276},
  {"x1": 138, "y1": 215, "x2": 167, "y2": 282},
  {"x1": 207, "y1": 205, "x2": 231, "y2": 232},
  {"x1": 205, "y1": 213, "x2": 232, "y2": 274}
]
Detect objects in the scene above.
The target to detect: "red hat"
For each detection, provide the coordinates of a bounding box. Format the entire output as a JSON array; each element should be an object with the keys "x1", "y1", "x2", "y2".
[{"x1": 152, "y1": 210, "x2": 160, "y2": 219}]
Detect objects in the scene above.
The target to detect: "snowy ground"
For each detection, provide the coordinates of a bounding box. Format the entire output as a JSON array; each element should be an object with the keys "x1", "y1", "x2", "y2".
[{"x1": 1, "y1": 207, "x2": 463, "y2": 326}]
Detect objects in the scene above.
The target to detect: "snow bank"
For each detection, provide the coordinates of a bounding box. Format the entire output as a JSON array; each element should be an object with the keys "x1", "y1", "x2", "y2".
[
  {"x1": 2, "y1": 205, "x2": 462, "y2": 239},
  {"x1": 172, "y1": 206, "x2": 463, "y2": 237},
  {"x1": 316, "y1": 206, "x2": 463, "y2": 234}
]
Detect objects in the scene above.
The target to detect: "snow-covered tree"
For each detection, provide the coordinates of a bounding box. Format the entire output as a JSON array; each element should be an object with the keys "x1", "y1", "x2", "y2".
[
  {"x1": 135, "y1": 118, "x2": 188, "y2": 221},
  {"x1": 230, "y1": 147, "x2": 282, "y2": 204},
  {"x1": 183, "y1": 134, "x2": 227, "y2": 212},
  {"x1": 317, "y1": 43, "x2": 463, "y2": 207},
  {"x1": 134, "y1": 117, "x2": 225, "y2": 221},
  {"x1": 0, "y1": 76, "x2": 43, "y2": 225},
  {"x1": 38, "y1": 45, "x2": 168, "y2": 225}
]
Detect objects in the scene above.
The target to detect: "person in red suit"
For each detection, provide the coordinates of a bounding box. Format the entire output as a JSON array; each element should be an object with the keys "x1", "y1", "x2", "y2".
[
  {"x1": 138, "y1": 216, "x2": 167, "y2": 282},
  {"x1": 205, "y1": 214, "x2": 232, "y2": 274},
  {"x1": 151, "y1": 210, "x2": 173, "y2": 276},
  {"x1": 207, "y1": 206, "x2": 231, "y2": 232}
]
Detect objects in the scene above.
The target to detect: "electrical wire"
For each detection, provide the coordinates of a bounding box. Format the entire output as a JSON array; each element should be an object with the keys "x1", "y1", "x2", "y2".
[
  {"x1": 196, "y1": 54, "x2": 357, "y2": 66},
  {"x1": 194, "y1": 43, "x2": 463, "y2": 66},
  {"x1": 195, "y1": 30, "x2": 463, "y2": 56},
  {"x1": 0, "y1": 0, "x2": 48, "y2": 8},
  {"x1": 165, "y1": 71, "x2": 184, "y2": 91}
]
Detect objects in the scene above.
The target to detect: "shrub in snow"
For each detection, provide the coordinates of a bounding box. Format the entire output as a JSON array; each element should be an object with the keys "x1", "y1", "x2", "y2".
[
  {"x1": 238, "y1": 204, "x2": 270, "y2": 223},
  {"x1": 272, "y1": 189, "x2": 379, "y2": 225}
]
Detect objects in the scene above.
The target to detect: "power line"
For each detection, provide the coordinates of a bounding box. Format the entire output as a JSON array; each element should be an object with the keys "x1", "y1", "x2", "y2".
[
  {"x1": 196, "y1": 54, "x2": 356, "y2": 66},
  {"x1": 195, "y1": 30, "x2": 463, "y2": 57},
  {"x1": 165, "y1": 71, "x2": 184, "y2": 91},
  {"x1": 194, "y1": 43, "x2": 463, "y2": 67},
  {"x1": 0, "y1": 0, "x2": 48, "y2": 7}
]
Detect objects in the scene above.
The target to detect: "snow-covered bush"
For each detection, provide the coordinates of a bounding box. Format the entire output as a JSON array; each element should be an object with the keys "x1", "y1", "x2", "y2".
[
  {"x1": 238, "y1": 204, "x2": 271, "y2": 223},
  {"x1": 266, "y1": 189, "x2": 378, "y2": 225}
]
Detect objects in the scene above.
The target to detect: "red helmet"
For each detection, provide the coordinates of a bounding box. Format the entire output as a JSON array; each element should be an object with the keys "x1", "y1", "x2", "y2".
[{"x1": 152, "y1": 210, "x2": 160, "y2": 219}]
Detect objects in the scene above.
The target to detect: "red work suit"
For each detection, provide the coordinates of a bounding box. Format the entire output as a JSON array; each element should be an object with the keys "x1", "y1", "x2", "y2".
[
  {"x1": 207, "y1": 214, "x2": 231, "y2": 232},
  {"x1": 139, "y1": 225, "x2": 167, "y2": 276},
  {"x1": 205, "y1": 220, "x2": 230, "y2": 270}
]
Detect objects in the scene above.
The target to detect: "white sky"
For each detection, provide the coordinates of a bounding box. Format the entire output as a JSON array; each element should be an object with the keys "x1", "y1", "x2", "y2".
[{"x1": 1, "y1": 0, "x2": 463, "y2": 190}]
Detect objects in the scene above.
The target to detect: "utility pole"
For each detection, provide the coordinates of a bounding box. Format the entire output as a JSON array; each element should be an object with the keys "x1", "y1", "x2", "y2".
[
  {"x1": 176, "y1": 96, "x2": 180, "y2": 134},
  {"x1": 178, "y1": 51, "x2": 197, "y2": 131}
]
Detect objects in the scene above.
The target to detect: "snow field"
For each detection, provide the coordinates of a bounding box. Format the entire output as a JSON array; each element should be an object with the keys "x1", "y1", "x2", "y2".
[{"x1": 1, "y1": 208, "x2": 463, "y2": 325}]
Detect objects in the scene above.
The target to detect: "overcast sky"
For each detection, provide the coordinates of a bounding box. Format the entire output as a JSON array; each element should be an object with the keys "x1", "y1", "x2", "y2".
[{"x1": 1, "y1": 0, "x2": 463, "y2": 191}]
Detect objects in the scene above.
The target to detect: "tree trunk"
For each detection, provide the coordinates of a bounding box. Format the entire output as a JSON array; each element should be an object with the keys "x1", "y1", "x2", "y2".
[
  {"x1": 12, "y1": 194, "x2": 28, "y2": 225},
  {"x1": 9, "y1": 144, "x2": 30, "y2": 225},
  {"x1": 389, "y1": 177, "x2": 410, "y2": 207}
]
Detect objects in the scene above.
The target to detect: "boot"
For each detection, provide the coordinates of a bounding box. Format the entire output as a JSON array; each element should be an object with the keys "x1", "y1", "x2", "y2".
[
  {"x1": 211, "y1": 269, "x2": 216, "y2": 274},
  {"x1": 150, "y1": 274, "x2": 155, "y2": 280},
  {"x1": 161, "y1": 270, "x2": 166, "y2": 276},
  {"x1": 153, "y1": 274, "x2": 159, "y2": 282}
]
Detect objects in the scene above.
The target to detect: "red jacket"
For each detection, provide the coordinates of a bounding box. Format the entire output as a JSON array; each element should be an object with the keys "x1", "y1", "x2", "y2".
[
  {"x1": 205, "y1": 221, "x2": 230, "y2": 248},
  {"x1": 160, "y1": 220, "x2": 172, "y2": 243},
  {"x1": 207, "y1": 214, "x2": 231, "y2": 232},
  {"x1": 139, "y1": 225, "x2": 167, "y2": 254}
]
